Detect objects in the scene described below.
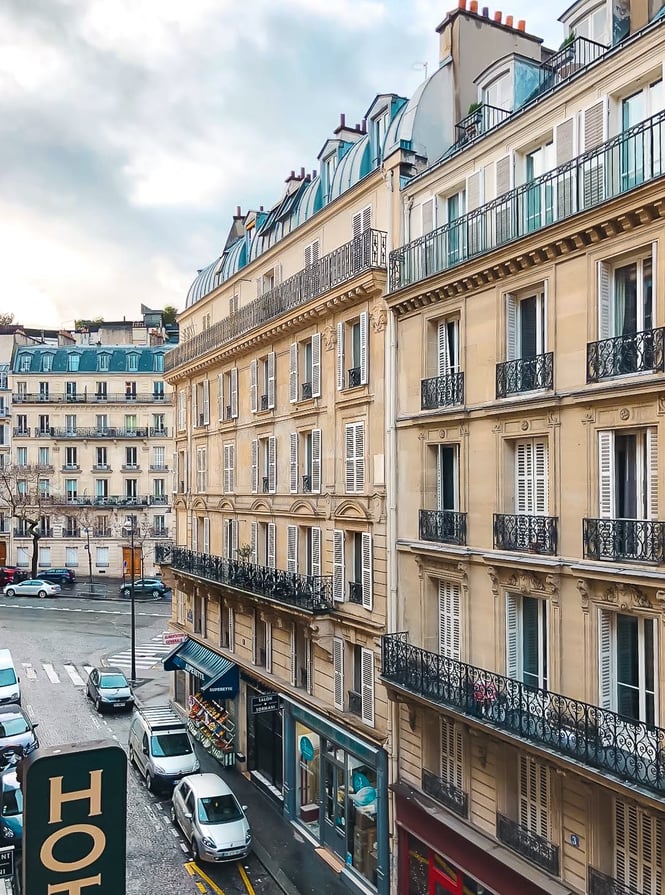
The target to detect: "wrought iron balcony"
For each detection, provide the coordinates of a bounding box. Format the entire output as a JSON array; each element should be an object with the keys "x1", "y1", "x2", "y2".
[
  {"x1": 150, "y1": 495, "x2": 168, "y2": 505},
  {"x1": 347, "y1": 367, "x2": 362, "y2": 388},
  {"x1": 93, "y1": 527, "x2": 113, "y2": 538},
  {"x1": 12, "y1": 392, "x2": 171, "y2": 404},
  {"x1": 421, "y1": 768, "x2": 467, "y2": 819},
  {"x1": 421, "y1": 372, "x2": 464, "y2": 409},
  {"x1": 158, "y1": 546, "x2": 334, "y2": 614},
  {"x1": 583, "y1": 518, "x2": 665, "y2": 563},
  {"x1": 149, "y1": 464, "x2": 169, "y2": 471},
  {"x1": 13, "y1": 428, "x2": 30, "y2": 437},
  {"x1": 92, "y1": 464, "x2": 112, "y2": 471},
  {"x1": 150, "y1": 527, "x2": 169, "y2": 539},
  {"x1": 588, "y1": 867, "x2": 642, "y2": 895},
  {"x1": 166, "y1": 228, "x2": 387, "y2": 372},
  {"x1": 50, "y1": 427, "x2": 149, "y2": 439},
  {"x1": 61, "y1": 465, "x2": 80, "y2": 472},
  {"x1": 419, "y1": 510, "x2": 467, "y2": 546},
  {"x1": 496, "y1": 352, "x2": 553, "y2": 398},
  {"x1": 260, "y1": 394, "x2": 269, "y2": 411},
  {"x1": 155, "y1": 543, "x2": 173, "y2": 563},
  {"x1": 348, "y1": 690, "x2": 362, "y2": 716},
  {"x1": 301, "y1": 474, "x2": 312, "y2": 493},
  {"x1": 381, "y1": 632, "x2": 665, "y2": 797},
  {"x1": 62, "y1": 530, "x2": 80, "y2": 539},
  {"x1": 13, "y1": 529, "x2": 30, "y2": 538},
  {"x1": 301, "y1": 382, "x2": 313, "y2": 400},
  {"x1": 348, "y1": 581, "x2": 363, "y2": 605},
  {"x1": 496, "y1": 814, "x2": 559, "y2": 876},
  {"x1": 149, "y1": 427, "x2": 169, "y2": 437},
  {"x1": 587, "y1": 327, "x2": 665, "y2": 382},
  {"x1": 534, "y1": 35, "x2": 608, "y2": 97},
  {"x1": 390, "y1": 109, "x2": 664, "y2": 291},
  {"x1": 493, "y1": 514, "x2": 558, "y2": 555},
  {"x1": 451, "y1": 102, "x2": 512, "y2": 152}
]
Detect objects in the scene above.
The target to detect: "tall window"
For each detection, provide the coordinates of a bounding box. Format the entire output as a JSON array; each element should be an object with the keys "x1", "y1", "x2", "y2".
[
  {"x1": 524, "y1": 141, "x2": 554, "y2": 231},
  {"x1": 96, "y1": 547, "x2": 109, "y2": 567},
  {"x1": 223, "y1": 444, "x2": 235, "y2": 493},
  {"x1": 196, "y1": 447, "x2": 207, "y2": 493},
  {"x1": 126, "y1": 353, "x2": 139, "y2": 372},
  {"x1": 506, "y1": 290, "x2": 546, "y2": 362},
  {"x1": 124, "y1": 414, "x2": 137, "y2": 433},
  {"x1": 97, "y1": 353, "x2": 110, "y2": 372},
  {"x1": 506, "y1": 594, "x2": 548, "y2": 690},
  {"x1": 95, "y1": 447, "x2": 108, "y2": 469},
  {"x1": 152, "y1": 413, "x2": 165, "y2": 433},
  {"x1": 519, "y1": 755, "x2": 551, "y2": 841},
  {"x1": 513, "y1": 440, "x2": 548, "y2": 516},
  {"x1": 250, "y1": 353, "x2": 276, "y2": 411},
  {"x1": 96, "y1": 414, "x2": 109, "y2": 433},
  {"x1": 598, "y1": 251, "x2": 654, "y2": 345},
  {"x1": 289, "y1": 336, "x2": 320, "y2": 402},
  {"x1": 152, "y1": 446, "x2": 165, "y2": 469},
  {"x1": 218, "y1": 368, "x2": 238, "y2": 420},
  {"x1": 437, "y1": 445, "x2": 459, "y2": 512},
  {"x1": 614, "y1": 800, "x2": 663, "y2": 894},
  {"x1": 599, "y1": 610, "x2": 656, "y2": 725},
  {"x1": 598, "y1": 428, "x2": 658, "y2": 520},
  {"x1": 438, "y1": 581, "x2": 461, "y2": 660},
  {"x1": 344, "y1": 422, "x2": 365, "y2": 493},
  {"x1": 153, "y1": 381, "x2": 165, "y2": 400},
  {"x1": 290, "y1": 429, "x2": 321, "y2": 494},
  {"x1": 67, "y1": 353, "x2": 80, "y2": 372},
  {"x1": 95, "y1": 381, "x2": 107, "y2": 400},
  {"x1": 250, "y1": 437, "x2": 276, "y2": 494},
  {"x1": 337, "y1": 314, "x2": 368, "y2": 390},
  {"x1": 16, "y1": 448, "x2": 27, "y2": 467},
  {"x1": 65, "y1": 447, "x2": 77, "y2": 469},
  {"x1": 38, "y1": 415, "x2": 50, "y2": 435}
]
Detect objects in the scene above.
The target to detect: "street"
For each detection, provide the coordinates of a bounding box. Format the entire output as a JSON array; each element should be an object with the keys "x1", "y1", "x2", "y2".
[{"x1": 0, "y1": 594, "x2": 283, "y2": 895}]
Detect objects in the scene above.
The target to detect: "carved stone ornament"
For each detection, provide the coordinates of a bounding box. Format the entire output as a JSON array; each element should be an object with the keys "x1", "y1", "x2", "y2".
[
  {"x1": 322, "y1": 323, "x2": 337, "y2": 351},
  {"x1": 489, "y1": 566, "x2": 559, "y2": 603},
  {"x1": 602, "y1": 582, "x2": 650, "y2": 611},
  {"x1": 520, "y1": 420, "x2": 529, "y2": 431},
  {"x1": 369, "y1": 304, "x2": 388, "y2": 333},
  {"x1": 658, "y1": 395, "x2": 665, "y2": 414},
  {"x1": 619, "y1": 407, "x2": 630, "y2": 421},
  {"x1": 576, "y1": 579, "x2": 589, "y2": 612},
  {"x1": 439, "y1": 429, "x2": 447, "y2": 440}
]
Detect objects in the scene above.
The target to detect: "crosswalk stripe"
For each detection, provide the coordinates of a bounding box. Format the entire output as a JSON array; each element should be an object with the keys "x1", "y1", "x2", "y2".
[
  {"x1": 43, "y1": 663, "x2": 60, "y2": 683},
  {"x1": 22, "y1": 663, "x2": 37, "y2": 681},
  {"x1": 83, "y1": 665, "x2": 94, "y2": 677},
  {"x1": 63, "y1": 664, "x2": 85, "y2": 686}
]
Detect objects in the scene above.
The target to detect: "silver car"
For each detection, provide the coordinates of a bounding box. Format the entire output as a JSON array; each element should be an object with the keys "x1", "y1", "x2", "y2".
[
  {"x1": 171, "y1": 773, "x2": 251, "y2": 863},
  {"x1": 3, "y1": 579, "x2": 61, "y2": 599}
]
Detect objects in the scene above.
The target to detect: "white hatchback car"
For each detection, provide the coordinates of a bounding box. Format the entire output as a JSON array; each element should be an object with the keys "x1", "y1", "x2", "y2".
[{"x1": 171, "y1": 773, "x2": 251, "y2": 863}]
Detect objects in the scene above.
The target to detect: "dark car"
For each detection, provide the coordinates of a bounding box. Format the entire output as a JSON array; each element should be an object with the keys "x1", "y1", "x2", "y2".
[
  {"x1": 0, "y1": 770, "x2": 23, "y2": 850},
  {"x1": 0, "y1": 706, "x2": 39, "y2": 755},
  {"x1": 40, "y1": 568, "x2": 76, "y2": 587},
  {"x1": 86, "y1": 666, "x2": 134, "y2": 713},
  {"x1": 0, "y1": 568, "x2": 28, "y2": 587},
  {"x1": 120, "y1": 578, "x2": 169, "y2": 598}
]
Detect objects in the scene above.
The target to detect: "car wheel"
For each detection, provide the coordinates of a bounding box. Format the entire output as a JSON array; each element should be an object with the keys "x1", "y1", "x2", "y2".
[
  {"x1": 145, "y1": 769, "x2": 153, "y2": 792},
  {"x1": 95, "y1": 697, "x2": 102, "y2": 713},
  {"x1": 191, "y1": 838, "x2": 200, "y2": 861},
  {"x1": 5, "y1": 589, "x2": 14, "y2": 597},
  {"x1": 61, "y1": 578, "x2": 68, "y2": 585},
  {"x1": 128, "y1": 746, "x2": 135, "y2": 767},
  {"x1": 170, "y1": 804, "x2": 177, "y2": 827},
  {"x1": 122, "y1": 588, "x2": 130, "y2": 598},
  {"x1": 151, "y1": 589, "x2": 161, "y2": 598},
  {"x1": 38, "y1": 590, "x2": 47, "y2": 599}
]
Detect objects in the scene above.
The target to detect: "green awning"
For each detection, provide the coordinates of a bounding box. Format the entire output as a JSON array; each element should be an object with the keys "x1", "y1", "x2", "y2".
[{"x1": 163, "y1": 638, "x2": 239, "y2": 698}]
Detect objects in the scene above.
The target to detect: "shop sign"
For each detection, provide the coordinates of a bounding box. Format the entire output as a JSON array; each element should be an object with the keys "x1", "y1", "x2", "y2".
[
  {"x1": 23, "y1": 740, "x2": 127, "y2": 895},
  {"x1": 299, "y1": 736, "x2": 316, "y2": 761},
  {"x1": 162, "y1": 631, "x2": 186, "y2": 646},
  {"x1": 0, "y1": 847, "x2": 13, "y2": 878},
  {"x1": 250, "y1": 693, "x2": 280, "y2": 714}
]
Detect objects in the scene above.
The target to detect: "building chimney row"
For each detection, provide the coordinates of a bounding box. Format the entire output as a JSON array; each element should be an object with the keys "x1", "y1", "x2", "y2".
[
  {"x1": 493, "y1": 10, "x2": 502, "y2": 22},
  {"x1": 469, "y1": 0, "x2": 478, "y2": 11},
  {"x1": 517, "y1": 18, "x2": 525, "y2": 30},
  {"x1": 482, "y1": 6, "x2": 489, "y2": 16},
  {"x1": 458, "y1": 0, "x2": 467, "y2": 8},
  {"x1": 506, "y1": 14, "x2": 513, "y2": 26}
]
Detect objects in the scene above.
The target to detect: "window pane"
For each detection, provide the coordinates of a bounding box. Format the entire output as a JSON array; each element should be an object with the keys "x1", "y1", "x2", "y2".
[
  {"x1": 522, "y1": 596, "x2": 541, "y2": 688},
  {"x1": 616, "y1": 614, "x2": 640, "y2": 720}
]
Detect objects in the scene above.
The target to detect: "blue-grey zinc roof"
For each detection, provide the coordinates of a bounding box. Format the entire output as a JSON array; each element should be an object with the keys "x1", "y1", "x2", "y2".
[{"x1": 13, "y1": 345, "x2": 167, "y2": 374}]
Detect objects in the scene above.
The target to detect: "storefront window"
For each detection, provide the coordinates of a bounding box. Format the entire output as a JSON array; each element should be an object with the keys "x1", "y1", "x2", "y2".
[
  {"x1": 296, "y1": 724, "x2": 320, "y2": 837},
  {"x1": 247, "y1": 685, "x2": 283, "y2": 792},
  {"x1": 405, "y1": 834, "x2": 496, "y2": 895}
]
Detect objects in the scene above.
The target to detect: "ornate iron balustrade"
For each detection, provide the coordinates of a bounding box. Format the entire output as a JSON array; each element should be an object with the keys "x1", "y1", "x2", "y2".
[
  {"x1": 451, "y1": 102, "x2": 512, "y2": 152},
  {"x1": 166, "y1": 229, "x2": 387, "y2": 372},
  {"x1": 496, "y1": 814, "x2": 559, "y2": 876},
  {"x1": 302, "y1": 475, "x2": 312, "y2": 493},
  {"x1": 61, "y1": 530, "x2": 80, "y2": 539},
  {"x1": 50, "y1": 427, "x2": 149, "y2": 439},
  {"x1": 381, "y1": 632, "x2": 665, "y2": 796},
  {"x1": 421, "y1": 769, "x2": 468, "y2": 819},
  {"x1": 534, "y1": 35, "x2": 608, "y2": 98},
  {"x1": 149, "y1": 465, "x2": 169, "y2": 471},
  {"x1": 421, "y1": 372, "x2": 464, "y2": 409},
  {"x1": 583, "y1": 518, "x2": 665, "y2": 563},
  {"x1": 348, "y1": 690, "x2": 362, "y2": 716},
  {"x1": 93, "y1": 528, "x2": 113, "y2": 538},
  {"x1": 155, "y1": 543, "x2": 173, "y2": 564},
  {"x1": 348, "y1": 581, "x2": 363, "y2": 605},
  {"x1": 493, "y1": 514, "x2": 558, "y2": 555},
  {"x1": 150, "y1": 495, "x2": 169, "y2": 505},
  {"x1": 158, "y1": 546, "x2": 334, "y2": 614},
  {"x1": 419, "y1": 510, "x2": 467, "y2": 546},
  {"x1": 301, "y1": 382, "x2": 313, "y2": 400},
  {"x1": 12, "y1": 428, "x2": 30, "y2": 437},
  {"x1": 347, "y1": 367, "x2": 362, "y2": 388},
  {"x1": 496, "y1": 352, "x2": 553, "y2": 397},
  {"x1": 12, "y1": 393, "x2": 171, "y2": 404},
  {"x1": 588, "y1": 867, "x2": 644, "y2": 895},
  {"x1": 587, "y1": 327, "x2": 665, "y2": 381},
  {"x1": 150, "y1": 528, "x2": 170, "y2": 539},
  {"x1": 149, "y1": 427, "x2": 169, "y2": 437},
  {"x1": 390, "y1": 110, "x2": 665, "y2": 291}
]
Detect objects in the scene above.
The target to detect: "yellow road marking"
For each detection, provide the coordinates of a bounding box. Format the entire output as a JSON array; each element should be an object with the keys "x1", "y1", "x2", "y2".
[
  {"x1": 238, "y1": 863, "x2": 256, "y2": 895},
  {"x1": 196, "y1": 884, "x2": 206, "y2": 894},
  {"x1": 189, "y1": 862, "x2": 227, "y2": 895},
  {"x1": 185, "y1": 862, "x2": 197, "y2": 877}
]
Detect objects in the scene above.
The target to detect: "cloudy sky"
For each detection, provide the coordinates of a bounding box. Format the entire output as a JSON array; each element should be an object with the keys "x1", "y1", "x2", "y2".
[{"x1": 0, "y1": 0, "x2": 563, "y2": 329}]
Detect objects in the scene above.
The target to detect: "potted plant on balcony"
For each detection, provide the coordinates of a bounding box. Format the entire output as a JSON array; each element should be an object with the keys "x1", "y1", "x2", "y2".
[
  {"x1": 464, "y1": 101, "x2": 483, "y2": 140},
  {"x1": 555, "y1": 30, "x2": 577, "y2": 70}
]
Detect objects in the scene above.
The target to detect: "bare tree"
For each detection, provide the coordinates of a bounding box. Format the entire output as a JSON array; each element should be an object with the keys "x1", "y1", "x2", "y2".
[
  {"x1": 0, "y1": 464, "x2": 57, "y2": 578},
  {"x1": 55, "y1": 504, "x2": 99, "y2": 588},
  {"x1": 114, "y1": 511, "x2": 152, "y2": 580},
  {"x1": 0, "y1": 313, "x2": 14, "y2": 326}
]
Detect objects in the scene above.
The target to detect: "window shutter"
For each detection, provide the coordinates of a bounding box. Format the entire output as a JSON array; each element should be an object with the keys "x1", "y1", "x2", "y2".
[
  {"x1": 192, "y1": 383, "x2": 198, "y2": 427},
  {"x1": 466, "y1": 170, "x2": 484, "y2": 211},
  {"x1": 519, "y1": 755, "x2": 550, "y2": 839},
  {"x1": 336, "y1": 322, "x2": 345, "y2": 390},
  {"x1": 555, "y1": 117, "x2": 576, "y2": 165},
  {"x1": 267, "y1": 351, "x2": 276, "y2": 409},
  {"x1": 223, "y1": 520, "x2": 230, "y2": 559},
  {"x1": 646, "y1": 427, "x2": 659, "y2": 521},
  {"x1": 203, "y1": 516, "x2": 210, "y2": 554},
  {"x1": 652, "y1": 241, "x2": 658, "y2": 327},
  {"x1": 333, "y1": 638, "x2": 344, "y2": 710},
  {"x1": 598, "y1": 430, "x2": 615, "y2": 517},
  {"x1": 311, "y1": 333, "x2": 321, "y2": 397},
  {"x1": 495, "y1": 154, "x2": 513, "y2": 196},
  {"x1": 289, "y1": 342, "x2": 298, "y2": 403},
  {"x1": 440, "y1": 716, "x2": 464, "y2": 791},
  {"x1": 251, "y1": 439, "x2": 258, "y2": 494},
  {"x1": 306, "y1": 638, "x2": 313, "y2": 694},
  {"x1": 267, "y1": 522, "x2": 276, "y2": 569},
  {"x1": 360, "y1": 647, "x2": 375, "y2": 727},
  {"x1": 506, "y1": 593, "x2": 520, "y2": 679},
  {"x1": 232, "y1": 519, "x2": 238, "y2": 558},
  {"x1": 361, "y1": 532, "x2": 373, "y2": 610},
  {"x1": 304, "y1": 244, "x2": 312, "y2": 268},
  {"x1": 228, "y1": 607, "x2": 235, "y2": 652},
  {"x1": 583, "y1": 99, "x2": 607, "y2": 151},
  {"x1": 311, "y1": 429, "x2": 322, "y2": 494},
  {"x1": 311, "y1": 527, "x2": 321, "y2": 578},
  {"x1": 362, "y1": 206, "x2": 371, "y2": 233},
  {"x1": 183, "y1": 449, "x2": 189, "y2": 492},
  {"x1": 265, "y1": 621, "x2": 272, "y2": 673},
  {"x1": 268, "y1": 435, "x2": 276, "y2": 493},
  {"x1": 333, "y1": 530, "x2": 345, "y2": 602},
  {"x1": 202, "y1": 379, "x2": 210, "y2": 425},
  {"x1": 192, "y1": 518, "x2": 198, "y2": 553},
  {"x1": 172, "y1": 453, "x2": 178, "y2": 493},
  {"x1": 290, "y1": 624, "x2": 297, "y2": 686},
  {"x1": 438, "y1": 581, "x2": 461, "y2": 660},
  {"x1": 598, "y1": 608, "x2": 613, "y2": 709},
  {"x1": 217, "y1": 373, "x2": 224, "y2": 420},
  {"x1": 533, "y1": 441, "x2": 548, "y2": 515},
  {"x1": 345, "y1": 425, "x2": 355, "y2": 492},
  {"x1": 250, "y1": 359, "x2": 258, "y2": 413},
  {"x1": 256, "y1": 276, "x2": 264, "y2": 298},
  {"x1": 230, "y1": 368, "x2": 238, "y2": 418},
  {"x1": 359, "y1": 311, "x2": 368, "y2": 385},
  {"x1": 287, "y1": 524, "x2": 298, "y2": 573},
  {"x1": 274, "y1": 263, "x2": 282, "y2": 285},
  {"x1": 421, "y1": 198, "x2": 435, "y2": 235},
  {"x1": 223, "y1": 445, "x2": 231, "y2": 493},
  {"x1": 252, "y1": 612, "x2": 257, "y2": 664},
  {"x1": 438, "y1": 321, "x2": 451, "y2": 376},
  {"x1": 289, "y1": 433, "x2": 298, "y2": 493},
  {"x1": 598, "y1": 262, "x2": 612, "y2": 340},
  {"x1": 505, "y1": 293, "x2": 519, "y2": 360},
  {"x1": 229, "y1": 445, "x2": 235, "y2": 493},
  {"x1": 250, "y1": 521, "x2": 257, "y2": 564}
]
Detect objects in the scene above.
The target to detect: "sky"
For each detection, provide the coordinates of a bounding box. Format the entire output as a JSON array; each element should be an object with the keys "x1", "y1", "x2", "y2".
[{"x1": 0, "y1": 1, "x2": 563, "y2": 330}]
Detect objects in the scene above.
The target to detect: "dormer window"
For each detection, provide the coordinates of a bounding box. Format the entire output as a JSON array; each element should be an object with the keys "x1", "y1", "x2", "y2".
[
  {"x1": 97, "y1": 353, "x2": 110, "y2": 372},
  {"x1": 153, "y1": 353, "x2": 164, "y2": 373},
  {"x1": 482, "y1": 72, "x2": 512, "y2": 113},
  {"x1": 67, "y1": 353, "x2": 80, "y2": 372},
  {"x1": 567, "y1": 1, "x2": 608, "y2": 46},
  {"x1": 372, "y1": 109, "x2": 389, "y2": 164},
  {"x1": 19, "y1": 355, "x2": 31, "y2": 373},
  {"x1": 322, "y1": 154, "x2": 337, "y2": 202},
  {"x1": 126, "y1": 352, "x2": 139, "y2": 372},
  {"x1": 41, "y1": 353, "x2": 54, "y2": 372}
]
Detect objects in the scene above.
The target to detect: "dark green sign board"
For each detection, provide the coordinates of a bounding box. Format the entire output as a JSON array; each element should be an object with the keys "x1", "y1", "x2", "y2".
[{"x1": 22, "y1": 740, "x2": 126, "y2": 895}]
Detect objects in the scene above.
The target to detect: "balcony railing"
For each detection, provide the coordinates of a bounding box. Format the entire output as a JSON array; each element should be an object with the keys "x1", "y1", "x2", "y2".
[
  {"x1": 421, "y1": 768, "x2": 468, "y2": 819},
  {"x1": 381, "y1": 632, "x2": 665, "y2": 797},
  {"x1": 347, "y1": 367, "x2": 362, "y2": 388},
  {"x1": 93, "y1": 528, "x2": 113, "y2": 538},
  {"x1": 149, "y1": 427, "x2": 169, "y2": 437},
  {"x1": 13, "y1": 428, "x2": 29, "y2": 437},
  {"x1": 12, "y1": 393, "x2": 171, "y2": 404},
  {"x1": 588, "y1": 867, "x2": 643, "y2": 895},
  {"x1": 496, "y1": 814, "x2": 559, "y2": 876},
  {"x1": 48, "y1": 495, "x2": 151, "y2": 507},
  {"x1": 534, "y1": 35, "x2": 608, "y2": 98},
  {"x1": 62, "y1": 530, "x2": 80, "y2": 539},
  {"x1": 166, "y1": 228, "x2": 387, "y2": 372},
  {"x1": 390, "y1": 110, "x2": 665, "y2": 291},
  {"x1": 451, "y1": 102, "x2": 512, "y2": 152},
  {"x1": 149, "y1": 464, "x2": 169, "y2": 471},
  {"x1": 150, "y1": 528, "x2": 169, "y2": 539},
  {"x1": 348, "y1": 689, "x2": 362, "y2": 716},
  {"x1": 50, "y1": 427, "x2": 149, "y2": 439},
  {"x1": 587, "y1": 327, "x2": 665, "y2": 382},
  {"x1": 421, "y1": 372, "x2": 464, "y2": 409},
  {"x1": 159, "y1": 546, "x2": 334, "y2": 614},
  {"x1": 493, "y1": 514, "x2": 558, "y2": 555},
  {"x1": 301, "y1": 382, "x2": 313, "y2": 400},
  {"x1": 496, "y1": 353, "x2": 553, "y2": 397},
  {"x1": 260, "y1": 394, "x2": 269, "y2": 411},
  {"x1": 419, "y1": 510, "x2": 467, "y2": 546},
  {"x1": 583, "y1": 518, "x2": 665, "y2": 563},
  {"x1": 301, "y1": 475, "x2": 312, "y2": 493},
  {"x1": 150, "y1": 495, "x2": 168, "y2": 505},
  {"x1": 348, "y1": 581, "x2": 363, "y2": 605}
]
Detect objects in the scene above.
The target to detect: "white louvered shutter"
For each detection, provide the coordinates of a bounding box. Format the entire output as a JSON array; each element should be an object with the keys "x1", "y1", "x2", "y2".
[
  {"x1": 252, "y1": 611, "x2": 257, "y2": 664},
  {"x1": 192, "y1": 383, "x2": 198, "y2": 427},
  {"x1": 438, "y1": 321, "x2": 450, "y2": 375},
  {"x1": 305, "y1": 638, "x2": 312, "y2": 694},
  {"x1": 506, "y1": 593, "x2": 520, "y2": 680},
  {"x1": 223, "y1": 444, "x2": 234, "y2": 493},
  {"x1": 223, "y1": 520, "x2": 230, "y2": 559},
  {"x1": 251, "y1": 439, "x2": 258, "y2": 494},
  {"x1": 333, "y1": 638, "x2": 344, "y2": 710},
  {"x1": 311, "y1": 527, "x2": 321, "y2": 578},
  {"x1": 555, "y1": 117, "x2": 577, "y2": 217},
  {"x1": 250, "y1": 359, "x2": 258, "y2": 413},
  {"x1": 345, "y1": 422, "x2": 365, "y2": 493},
  {"x1": 287, "y1": 525, "x2": 298, "y2": 573},
  {"x1": 583, "y1": 99, "x2": 607, "y2": 151},
  {"x1": 360, "y1": 647, "x2": 375, "y2": 727},
  {"x1": 333, "y1": 530, "x2": 344, "y2": 602},
  {"x1": 172, "y1": 453, "x2": 178, "y2": 493},
  {"x1": 466, "y1": 170, "x2": 484, "y2": 209},
  {"x1": 615, "y1": 802, "x2": 664, "y2": 894},
  {"x1": 421, "y1": 198, "x2": 435, "y2": 235},
  {"x1": 533, "y1": 441, "x2": 548, "y2": 515},
  {"x1": 217, "y1": 373, "x2": 224, "y2": 420},
  {"x1": 440, "y1": 716, "x2": 464, "y2": 792},
  {"x1": 265, "y1": 621, "x2": 272, "y2": 673},
  {"x1": 336, "y1": 322, "x2": 345, "y2": 390},
  {"x1": 256, "y1": 276, "x2": 264, "y2": 297},
  {"x1": 555, "y1": 117, "x2": 576, "y2": 165},
  {"x1": 361, "y1": 532, "x2": 373, "y2": 610},
  {"x1": 505, "y1": 293, "x2": 518, "y2": 360},
  {"x1": 268, "y1": 435, "x2": 276, "y2": 493},
  {"x1": 202, "y1": 516, "x2": 210, "y2": 554},
  {"x1": 232, "y1": 519, "x2": 238, "y2": 558},
  {"x1": 515, "y1": 442, "x2": 532, "y2": 514},
  {"x1": 267, "y1": 522, "x2": 276, "y2": 569},
  {"x1": 228, "y1": 607, "x2": 235, "y2": 652},
  {"x1": 192, "y1": 518, "x2": 198, "y2": 553},
  {"x1": 495, "y1": 154, "x2": 513, "y2": 196},
  {"x1": 202, "y1": 379, "x2": 210, "y2": 425},
  {"x1": 250, "y1": 522, "x2": 258, "y2": 564},
  {"x1": 438, "y1": 581, "x2": 461, "y2": 660},
  {"x1": 290, "y1": 624, "x2": 297, "y2": 686},
  {"x1": 646, "y1": 427, "x2": 659, "y2": 521},
  {"x1": 598, "y1": 430, "x2": 615, "y2": 517},
  {"x1": 183, "y1": 449, "x2": 189, "y2": 492},
  {"x1": 362, "y1": 206, "x2": 371, "y2": 232},
  {"x1": 311, "y1": 429, "x2": 322, "y2": 493},
  {"x1": 598, "y1": 608, "x2": 613, "y2": 709},
  {"x1": 311, "y1": 333, "x2": 321, "y2": 398},
  {"x1": 230, "y1": 367, "x2": 238, "y2": 418},
  {"x1": 289, "y1": 342, "x2": 298, "y2": 403},
  {"x1": 519, "y1": 755, "x2": 550, "y2": 840},
  {"x1": 359, "y1": 311, "x2": 368, "y2": 385},
  {"x1": 598, "y1": 261, "x2": 612, "y2": 340},
  {"x1": 267, "y1": 351, "x2": 276, "y2": 409},
  {"x1": 289, "y1": 433, "x2": 298, "y2": 493},
  {"x1": 582, "y1": 99, "x2": 608, "y2": 206}
]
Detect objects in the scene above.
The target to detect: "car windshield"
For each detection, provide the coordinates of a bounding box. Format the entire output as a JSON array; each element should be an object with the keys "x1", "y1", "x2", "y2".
[
  {"x1": 151, "y1": 733, "x2": 192, "y2": 757},
  {"x1": 99, "y1": 675, "x2": 128, "y2": 689},
  {"x1": 0, "y1": 670, "x2": 16, "y2": 687},
  {"x1": 2, "y1": 781, "x2": 22, "y2": 817},
  {"x1": 0, "y1": 717, "x2": 29, "y2": 737},
  {"x1": 198, "y1": 794, "x2": 243, "y2": 825}
]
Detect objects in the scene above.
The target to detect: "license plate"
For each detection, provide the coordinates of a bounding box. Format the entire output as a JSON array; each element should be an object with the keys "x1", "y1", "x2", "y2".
[{"x1": 112, "y1": 702, "x2": 126, "y2": 709}]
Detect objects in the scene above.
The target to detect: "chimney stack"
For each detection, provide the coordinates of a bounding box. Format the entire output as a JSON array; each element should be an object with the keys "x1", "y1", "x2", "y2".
[
  {"x1": 235, "y1": 205, "x2": 242, "y2": 217},
  {"x1": 493, "y1": 10, "x2": 502, "y2": 22},
  {"x1": 517, "y1": 18, "x2": 525, "y2": 30},
  {"x1": 506, "y1": 14, "x2": 513, "y2": 26},
  {"x1": 458, "y1": 0, "x2": 467, "y2": 8},
  {"x1": 482, "y1": 6, "x2": 489, "y2": 16},
  {"x1": 469, "y1": 0, "x2": 478, "y2": 12},
  {"x1": 340, "y1": 113, "x2": 346, "y2": 128},
  {"x1": 300, "y1": 166, "x2": 306, "y2": 179}
]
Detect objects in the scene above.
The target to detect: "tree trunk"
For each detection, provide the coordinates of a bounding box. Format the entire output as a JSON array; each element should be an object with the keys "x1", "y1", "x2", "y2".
[{"x1": 31, "y1": 535, "x2": 39, "y2": 578}]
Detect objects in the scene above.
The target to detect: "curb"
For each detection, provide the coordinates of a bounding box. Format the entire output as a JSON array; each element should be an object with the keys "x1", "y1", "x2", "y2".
[{"x1": 252, "y1": 839, "x2": 302, "y2": 895}]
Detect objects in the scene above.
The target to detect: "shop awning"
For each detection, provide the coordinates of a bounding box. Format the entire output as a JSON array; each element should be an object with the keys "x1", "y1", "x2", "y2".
[{"x1": 163, "y1": 639, "x2": 239, "y2": 698}]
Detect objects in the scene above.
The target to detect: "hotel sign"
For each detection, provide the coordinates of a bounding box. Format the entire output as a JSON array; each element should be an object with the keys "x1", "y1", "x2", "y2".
[{"x1": 23, "y1": 740, "x2": 127, "y2": 895}]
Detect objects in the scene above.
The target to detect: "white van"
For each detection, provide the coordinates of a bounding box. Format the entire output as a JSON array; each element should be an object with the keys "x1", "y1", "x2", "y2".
[
  {"x1": 0, "y1": 650, "x2": 20, "y2": 707},
  {"x1": 128, "y1": 705, "x2": 199, "y2": 793}
]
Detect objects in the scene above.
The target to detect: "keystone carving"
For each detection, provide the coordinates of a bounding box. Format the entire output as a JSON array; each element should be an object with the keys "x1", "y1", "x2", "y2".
[{"x1": 322, "y1": 323, "x2": 337, "y2": 351}]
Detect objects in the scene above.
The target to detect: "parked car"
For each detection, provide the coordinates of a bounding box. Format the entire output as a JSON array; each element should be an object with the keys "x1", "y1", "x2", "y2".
[
  {"x1": 2, "y1": 579, "x2": 61, "y2": 599},
  {"x1": 0, "y1": 770, "x2": 23, "y2": 850},
  {"x1": 0, "y1": 568, "x2": 28, "y2": 587},
  {"x1": 128, "y1": 705, "x2": 199, "y2": 793},
  {"x1": 0, "y1": 706, "x2": 39, "y2": 755},
  {"x1": 40, "y1": 568, "x2": 76, "y2": 587},
  {"x1": 171, "y1": 773, "x2": 252, "y2": 863},
  {"x1": 86, "y1": 666, "x2": 134, "y2": 713},
  {"x1": 120, "y1": 578, "x2": 169, "y2": 598},
  {"x1": 0, "y1": 651, "x2": 20, "y2": 707}
]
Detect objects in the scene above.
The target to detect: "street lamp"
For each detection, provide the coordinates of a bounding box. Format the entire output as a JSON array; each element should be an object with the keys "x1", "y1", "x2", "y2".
[{"x1": 123, "y1": 520, "x2": 137, "y2": 686}]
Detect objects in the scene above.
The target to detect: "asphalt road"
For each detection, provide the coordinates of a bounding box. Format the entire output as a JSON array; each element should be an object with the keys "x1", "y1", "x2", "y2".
[{"x1": 0, "y1": 595, "x2": 282, "y2": 895}]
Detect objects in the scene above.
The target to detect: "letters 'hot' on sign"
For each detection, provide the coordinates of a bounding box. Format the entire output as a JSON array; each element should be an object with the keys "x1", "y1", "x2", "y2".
[{"x1": 22, "y1": 740, "x2": 127, "y2": 895}]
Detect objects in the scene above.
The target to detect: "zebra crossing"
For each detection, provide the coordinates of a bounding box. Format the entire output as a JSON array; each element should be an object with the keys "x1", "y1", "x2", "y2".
[
  {"x1": 21, "y1": 661, "x2": 94, "y2": 686},
  {"x1": 104, "y1": 634, "x2": 173, "y2": 672}
]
